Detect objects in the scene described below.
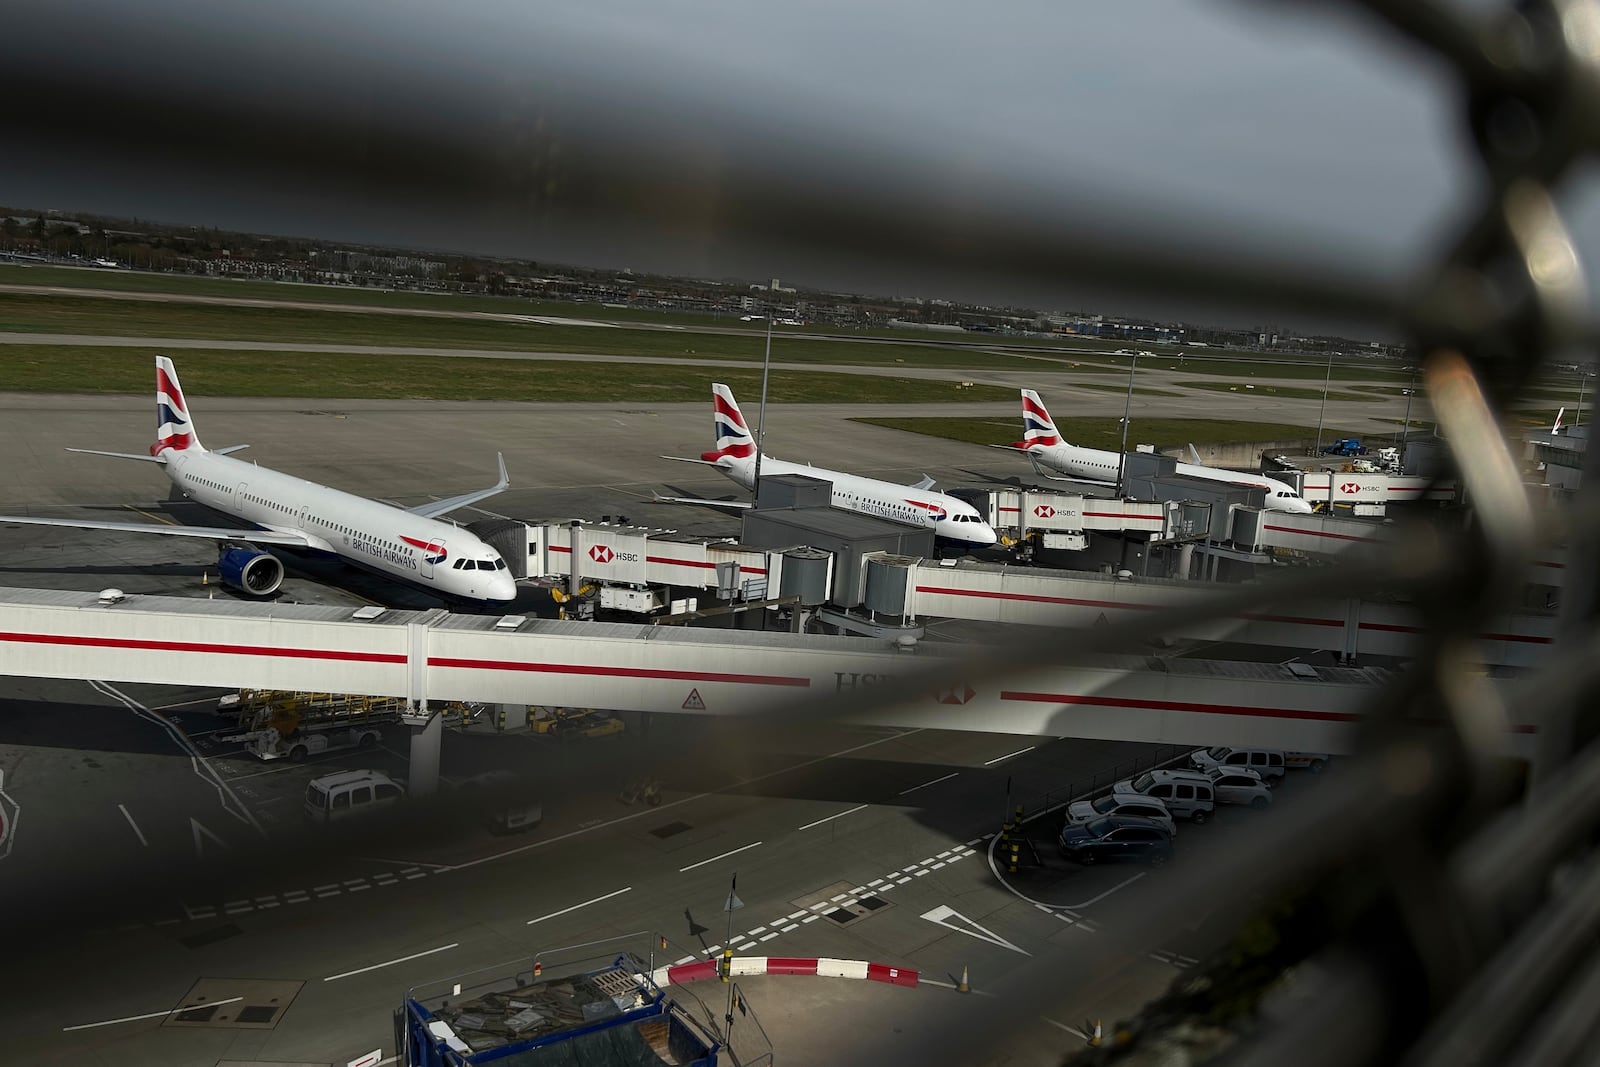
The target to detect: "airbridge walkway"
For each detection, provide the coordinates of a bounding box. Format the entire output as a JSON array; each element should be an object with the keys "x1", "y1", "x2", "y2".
[{"x1": 0, "y1": 587, "x2": 1536, "y2": 796}]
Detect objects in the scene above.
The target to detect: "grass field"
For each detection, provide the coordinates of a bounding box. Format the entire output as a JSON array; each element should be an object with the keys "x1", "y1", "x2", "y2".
[
  {"x1": 1180, "y1": 381, "x2": 1373, "y2": 402},
  {"x1": 0, "y1": 292, "x2": 1072, "y2": 369},
  {"x1": 852, "y1": 416, "x2": 1365, "y2": 452},
  {"x1": 0, "y1": 346, "x2": 1015, "y2": 403}
]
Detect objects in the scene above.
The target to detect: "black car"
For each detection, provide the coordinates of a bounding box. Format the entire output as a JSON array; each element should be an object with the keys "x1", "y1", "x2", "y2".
[{"x1": 1059, "y1": 814, "x2": 1174, "y2": 867}]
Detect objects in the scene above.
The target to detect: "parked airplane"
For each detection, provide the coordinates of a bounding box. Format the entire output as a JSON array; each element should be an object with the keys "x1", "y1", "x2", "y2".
[
  {"x1": 0, "y1": 357, "x2": 518, "y2": 601},
  {"x1": 660, "y1": 383, "x2": 999, "y2": 546},
  {"x1": 1000, "y1": 389, "x2": 1313, "y2": 514}
]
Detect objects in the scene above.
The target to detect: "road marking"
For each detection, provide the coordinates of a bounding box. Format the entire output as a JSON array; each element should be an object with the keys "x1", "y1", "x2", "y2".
[
  {"x1": 678, "y1": 841, "x2": 762, "y2": 873},
  {"x1": 921, "y1": 904, "x2": 1031, "y2": 956},
  {"x1": 982, "y1": 746, "x2": 1036, "y2": 766},
  {"x1": 63, "y1": 996, "x2": 244, "y2": 1031},
  {"x1": 526, "y1": 886, "x2": 632, "y2": 926},
  {"x1": 781, "y1": 923, "x2": 799, "y2": 933},
  {"x1": 1063, "y1": 872, "x2": 1146, "y2": 909},
  {"x1": 898, "y1": 772, "x2": 959, "y2": 795},
  {"x1": 758, "y1": 932, "x2": 780, "y2": 942},
  {"x1": 324, "y1": 942, "x2": 460, "y2": 982},
  {"x1": 796, "y1": 804, "x2": 869, "y2": 831},
  {"x1": 449, "y1": 729, "x2": 920, "y2": 873},
  {"x1": 190, "y1": 816, "x2": 229, "y2": 858},
  {"x1": 117, "y1": 803, "x2": 148, "y2": 847},
  {"x1": 90, "y1": 681, "x2": 265, "y2": 837}
]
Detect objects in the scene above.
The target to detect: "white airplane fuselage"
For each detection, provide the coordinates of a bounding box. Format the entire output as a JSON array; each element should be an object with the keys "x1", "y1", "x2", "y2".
[
  {"x1": 166, "y1": 448, "x2": 518, "y2": 601},
  {"x1": 1025, "y1": 443, "x2": 1312, "y2": 514},
  {"x1": 713, "y1": 455, "x2": 999, "y2": 544}
]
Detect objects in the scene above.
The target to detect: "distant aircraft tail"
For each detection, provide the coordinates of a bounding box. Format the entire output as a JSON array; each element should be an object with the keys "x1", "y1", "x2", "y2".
[
  {"x1": 702, "y1": 383, "x2": 757, "y2": 463},
  {"x1": 153, "y1": 355, "x2": 204, "y2": 456},
  {"x1": 1553, "y1": 406, "x2": 1566, "y2": 434},
  {"x1": 1012, "y1": 389, "x2": 1064, "y2": 451}
]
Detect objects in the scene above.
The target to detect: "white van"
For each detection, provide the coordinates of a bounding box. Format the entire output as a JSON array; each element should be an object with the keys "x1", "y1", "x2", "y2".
[
  {"x1": 303, "y1": 769, "x2": 406, "y2": 825},
  {"x1": 1189, "y1": 747, "x2": 1286, "y2": 782},
  {"x1": 1114, "y1": 769, "x2": 1216, "y2": 823}
]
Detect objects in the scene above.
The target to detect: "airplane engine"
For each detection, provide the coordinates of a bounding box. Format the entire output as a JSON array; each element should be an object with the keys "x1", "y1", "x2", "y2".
[{"x1": 218, "y1": 546, "x2": 284, "y2": 596}]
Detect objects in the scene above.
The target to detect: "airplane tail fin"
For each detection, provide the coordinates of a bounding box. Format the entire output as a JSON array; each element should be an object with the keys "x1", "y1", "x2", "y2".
[
  {"x1": 1553, "y1": 406, "x2": 1566, "y2": 434},
  {"x1": 1012, "y1": 389, "x2": 1064, "y2": 451},
  {"x1": 154, "y1": 356, "x2": 205, "y2": 456},
  {"x1": 702, "y1": 383, "x2": 757, "y2": 463}
]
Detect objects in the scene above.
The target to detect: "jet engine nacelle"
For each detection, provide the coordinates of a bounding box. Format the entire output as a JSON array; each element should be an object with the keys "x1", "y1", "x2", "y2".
[{"x1": 218, "y1": 546, "x2": 284, "y2": 596}]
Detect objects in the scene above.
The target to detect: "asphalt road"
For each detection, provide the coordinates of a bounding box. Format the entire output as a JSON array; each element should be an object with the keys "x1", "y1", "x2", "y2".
[{"x1": 0, "y1": 670, "x2": 1310, "y2": 1066}]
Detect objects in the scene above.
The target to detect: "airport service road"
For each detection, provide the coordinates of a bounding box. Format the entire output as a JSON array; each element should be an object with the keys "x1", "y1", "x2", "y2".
[{"x1": 0, "y1": 684, "x2": 1215, "y2": 1067}]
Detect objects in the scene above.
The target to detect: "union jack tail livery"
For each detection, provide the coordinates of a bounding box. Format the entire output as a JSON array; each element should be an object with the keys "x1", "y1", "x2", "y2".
[
  {"x1": 1014, "y1": 389, "x2": 1063, "y2": 451},
  {"x1": 153, "y1": 355, "x2": 204, "y2": 456},
  {"x1": 702, "y1": 382, "x2": 758, "y2": 463}
]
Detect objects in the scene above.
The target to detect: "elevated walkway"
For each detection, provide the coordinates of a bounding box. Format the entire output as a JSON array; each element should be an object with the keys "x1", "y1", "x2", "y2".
[
  {"x1": 905, "y1": 561, "x2": 1554, "y2": 667},
  {"x1": 0, "y1": 586, "x2": 1534, "y2": 760}
]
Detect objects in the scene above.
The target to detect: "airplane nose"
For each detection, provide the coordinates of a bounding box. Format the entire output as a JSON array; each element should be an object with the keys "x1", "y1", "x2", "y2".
[{"x1": 491, "y1": 574, "x2": 518, "y2": 601}]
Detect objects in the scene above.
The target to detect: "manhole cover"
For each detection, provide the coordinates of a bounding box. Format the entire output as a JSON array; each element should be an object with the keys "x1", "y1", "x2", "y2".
[
  {"x1": 650, "y1": 821, "x2": 692, "y2": 839},
  {"x1": 790, "y1": 881, "x2": 893, "y2": 928},
  {"x1": 163, "y1": 978, "x2": 304, "y2": 1030}
]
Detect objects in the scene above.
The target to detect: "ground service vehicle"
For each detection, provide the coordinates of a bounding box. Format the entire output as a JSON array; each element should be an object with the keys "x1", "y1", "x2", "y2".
[
  {"x1": 1321, "y1": 437, "x2": 1369, "y2": 456},
  {"x1": 1059, "y1": 815, "x2": 1174, "y2": 866},
  {"x1": 303, "y1": 769, "x2": 406, "y2": 824}
]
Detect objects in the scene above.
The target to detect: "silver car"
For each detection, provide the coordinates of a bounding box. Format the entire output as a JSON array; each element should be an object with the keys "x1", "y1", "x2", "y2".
[
  {"x1": 1065, "y1": 793, "x2": 1177, "y2": 836},
  {"x1": 1205, "y1": 766, "x2": 1273, "y2": 808}
]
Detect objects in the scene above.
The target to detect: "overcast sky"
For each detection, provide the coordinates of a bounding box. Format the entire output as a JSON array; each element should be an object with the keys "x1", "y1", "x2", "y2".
[{"x1": 6, "y1": 0, "x2": 1596, "y2": 330}]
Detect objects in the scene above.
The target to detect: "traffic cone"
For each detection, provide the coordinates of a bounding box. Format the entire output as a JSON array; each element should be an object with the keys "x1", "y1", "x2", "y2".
[
  {"x1": 957, "y1": 966, "x2": 971, "y2": 994},
  {"x1": 1087, "y1": 1020, "x2": 1102, "y2": 1047}
]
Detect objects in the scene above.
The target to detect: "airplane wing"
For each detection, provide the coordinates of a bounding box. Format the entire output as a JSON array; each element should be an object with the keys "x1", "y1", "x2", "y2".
[
  {"x1": 0, "y1": 514, "x2": 316, "y2": 546},
  {"x1": 648, "y1": 491, "x2": 753, "y2": 512},
  {"x1": 911, "y1": 475, "x2": 936, "y2": 491},
  {"x1": 406, "y1": 453, "x2": 509, "y2": 519}
]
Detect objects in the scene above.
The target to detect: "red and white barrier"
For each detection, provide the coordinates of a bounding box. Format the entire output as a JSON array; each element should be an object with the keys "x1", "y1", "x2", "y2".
[{"x1": 651, "y1": 956, "x2": 918, "y2": 989}]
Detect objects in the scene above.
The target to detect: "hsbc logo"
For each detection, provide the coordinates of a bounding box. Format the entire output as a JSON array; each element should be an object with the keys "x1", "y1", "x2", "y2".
[
  {"x1": 1033, "y1": 505, "x2": 1056, "y2": 518},
  {"x1": 589, "y1": 545, "x2": 614, "y2": 563},
  {"x1": 1339, "y1": 482, "x2": 1361, "y2": 495}
]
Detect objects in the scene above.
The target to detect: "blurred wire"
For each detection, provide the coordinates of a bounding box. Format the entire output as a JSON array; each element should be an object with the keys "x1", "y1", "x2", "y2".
[{"x1": 5, "y1": 0, "x2": 1600, "y2": 1064}]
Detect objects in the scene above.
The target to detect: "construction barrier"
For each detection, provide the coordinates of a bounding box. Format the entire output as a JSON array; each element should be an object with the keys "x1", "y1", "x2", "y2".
[{"x1": 652, "y1": 956, "x2": 919, "y2": 989}]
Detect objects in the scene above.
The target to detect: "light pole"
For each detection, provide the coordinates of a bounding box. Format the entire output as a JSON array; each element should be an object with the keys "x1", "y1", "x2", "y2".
[
  {"x1": 1116, "y1": 353, "x2": 1138, "y2": 493},
  {"x1": 753, "y1": 315, "x2": 773, "y2": 499},
  {"x1": 1577, "y1": 372, "x2": 1588, "y2": 430},
  {"x1": 1313, "y1": 350, "x2": 1334, "y2": 454},
  {"x1": 1399, "y1": 366, "x2": 1417, "y2": 463}
]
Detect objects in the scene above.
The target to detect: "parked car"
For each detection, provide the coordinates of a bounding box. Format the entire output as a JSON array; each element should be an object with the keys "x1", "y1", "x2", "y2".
[
  {"x1": 1059, "y1": 815, "x2": 1174, "y2": 867},
  {"x1": 1285, "y1": 751, "x2": 1330, "y2": 773},
  {"x1": 1114, "y1": 769, "x2": 1217, "y2": 823},
  {"x1": 1204, "y1": 766, "x2": 1273, "y2": 808},
  {"x1": 1065, "y1": 793, "x2": 1177, "y2": 836},
  {"x1": 303, "y1": 769, "x2": 406, "y2": 825},
  {"x1": 1189, "y1": 746, "x2": 1286, "y2": 782}
]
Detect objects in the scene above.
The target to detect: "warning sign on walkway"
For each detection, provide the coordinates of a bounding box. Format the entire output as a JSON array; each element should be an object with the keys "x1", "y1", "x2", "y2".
[{"x1": 682, "y1": 689, "x2": 706, "y2": 710}]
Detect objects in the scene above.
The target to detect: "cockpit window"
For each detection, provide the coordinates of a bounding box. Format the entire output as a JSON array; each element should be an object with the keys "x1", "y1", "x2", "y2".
[{"x1": 494, "y1": 559, "x2": 507, "y2": 570}]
